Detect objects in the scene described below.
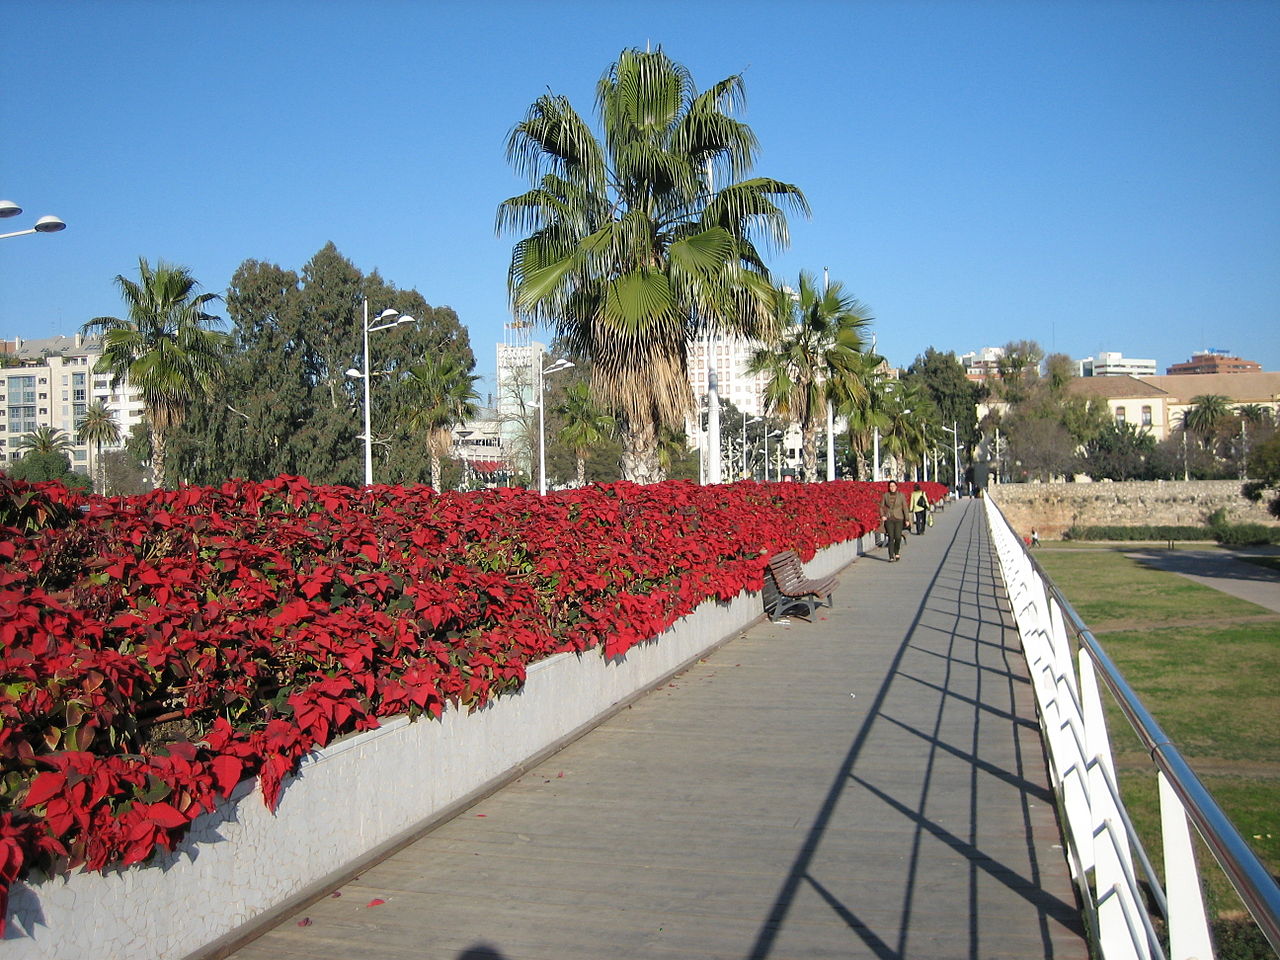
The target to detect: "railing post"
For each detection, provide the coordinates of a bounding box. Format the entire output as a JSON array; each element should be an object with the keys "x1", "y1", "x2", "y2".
[{"x1": 1159, "y1": 771, "x2": 1214, "y2": 960}]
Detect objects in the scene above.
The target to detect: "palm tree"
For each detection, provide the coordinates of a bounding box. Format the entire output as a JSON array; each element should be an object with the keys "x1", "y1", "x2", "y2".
[
  {"x1": 840, "y1": 353, "x2": 892, "y2": 479},
  {"x1": 76, "y1": 401, "x2": 121, "y2": 493},
  {"x1": 405, "y1": 355, "x2": 481, "y2": 490},
  {"x1": 497, "y1": 47, "x2": 808, "y2": 483},
  {"x1": 555, "y1": 381, "x2": 615, "y2": 487},
  {"x1": 748, "y1": 272, "x2": 871, "y2": 482},
  {"x1": 16, "y1": 425, "x2": 74, "y2": 456},
  {"x1": 83, "y1": 258, "x2": 231, "y2": 489},
  {"x1": 1182, "y1": 394, "x2": 1233, "y2": 454}
]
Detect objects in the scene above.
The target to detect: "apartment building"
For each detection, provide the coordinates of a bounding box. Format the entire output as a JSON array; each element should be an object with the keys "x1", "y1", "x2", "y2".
[
  {"x1": 1166, "y1": 350, "x2": 1263, "y2": 375},
  {"x1": 0, "y1": 334, "x2": 144, "y2": 472},
  {"x1": 1078, "y1": 351, "x2": 1157, "y2": 378}
]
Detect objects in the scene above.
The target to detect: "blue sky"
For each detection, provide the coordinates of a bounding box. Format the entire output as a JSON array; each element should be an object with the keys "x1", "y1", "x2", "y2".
[{"x1": 4, "y1": 0, "x2": 1278, "y2": 391}]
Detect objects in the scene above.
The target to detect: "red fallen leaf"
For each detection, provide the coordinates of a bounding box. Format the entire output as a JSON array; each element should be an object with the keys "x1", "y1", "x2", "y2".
[
  {"x1": 297, "y1": 918, "x2": 313, "y2": 927},
  {"x1": 330, "y1": 891, "x2": 342, "y2": 898},
  {"x1": 557, "y1": 772, "x2": 564, "y2": 778},
  {"x1": 367, "y1": 898, "x2": 385, "y2": 907},
  {"x1": 475, "y1": 814, "x2": 487, "y2": 818}
]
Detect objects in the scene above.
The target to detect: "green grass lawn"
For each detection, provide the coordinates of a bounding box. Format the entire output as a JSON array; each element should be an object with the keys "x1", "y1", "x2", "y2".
[{"x1": 1035, "y1": 548, "x2": 1279, "y2": 957}]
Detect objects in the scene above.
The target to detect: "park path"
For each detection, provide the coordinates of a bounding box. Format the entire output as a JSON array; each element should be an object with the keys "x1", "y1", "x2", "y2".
[{"x1": 222, "y1": 500, "x2": 1086, "y2": 960}]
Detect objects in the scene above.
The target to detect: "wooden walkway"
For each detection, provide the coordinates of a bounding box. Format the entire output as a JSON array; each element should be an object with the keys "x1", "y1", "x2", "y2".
[{"x1": 224, "y1": 500, "x2": 1087, "y2": 960}]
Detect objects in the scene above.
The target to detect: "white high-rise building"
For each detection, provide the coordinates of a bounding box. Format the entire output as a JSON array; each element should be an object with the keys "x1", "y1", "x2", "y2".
[
  {"x1": 0, "y1": 334, "x2": 144, "y2": 474},
  {"x1": 687, "y1": 335, "x2": 770, "y2": 417},
  {"x1": 1078, "y1": 351, "x2": 1157, "y2": 378}
]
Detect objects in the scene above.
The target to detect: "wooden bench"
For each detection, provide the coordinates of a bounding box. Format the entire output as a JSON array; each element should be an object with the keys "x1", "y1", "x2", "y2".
[{"x1": 762, "y1": 550, "x2": 838, "y2": 622}]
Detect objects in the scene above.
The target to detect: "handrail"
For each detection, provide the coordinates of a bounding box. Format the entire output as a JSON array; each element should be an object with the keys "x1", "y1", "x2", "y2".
[{"x1": 1026, "y1": 548, "x2": 1280, "y2": 953}]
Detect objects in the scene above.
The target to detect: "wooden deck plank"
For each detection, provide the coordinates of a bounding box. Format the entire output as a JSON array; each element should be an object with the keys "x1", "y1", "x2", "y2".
[{"x1": 223, "y1": 501, "x2": 1087, "y2": 960}]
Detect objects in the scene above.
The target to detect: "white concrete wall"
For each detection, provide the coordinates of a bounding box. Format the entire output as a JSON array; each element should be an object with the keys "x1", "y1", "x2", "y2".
[{"x1": 3, "y1": 539, "x2": 862, "y2": 960}]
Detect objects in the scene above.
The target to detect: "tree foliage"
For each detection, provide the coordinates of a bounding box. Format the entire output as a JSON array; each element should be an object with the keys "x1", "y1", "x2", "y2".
[
  {"x1": 171, "y1": 244, "x2": 475, "y2": 487},
  {"x1": 83, "y1": 258, "x2": 232, "y2": 489},
  {"x1": 498, "y1": 46, "x2": 806, "y2": 483}
]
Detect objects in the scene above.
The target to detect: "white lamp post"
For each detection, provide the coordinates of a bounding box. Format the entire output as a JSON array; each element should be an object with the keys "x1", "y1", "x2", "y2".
[
  {"x1": 0, "y1": 201, "x2": 66, "y2": 241},
  {"x1": 344, "y1": 299, "x2": 415, "y2": 486},
  {"x1": 538, "y1": 357, "x2": 575, "y2": 495},
  {"x1": 744, "y1": 415, "x2": 761, "y2": 478}
]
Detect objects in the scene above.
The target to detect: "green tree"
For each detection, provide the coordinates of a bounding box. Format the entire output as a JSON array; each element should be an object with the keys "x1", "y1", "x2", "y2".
[
  {"x1": 749, "y1": 271, "x2": 871, "y2": 481},
  {"x1": 15, "y1": 425, "x2": 74, "y2": 457},
  {"x1": 1244, "y1": 434, "x2": 1280, "y2": 518},
  {"x1": 554, "y1": 381, "x2": 615, "y2": 487},
  {"x1": 994, "y1": 339, "x2": 1043, "y2": 405},
  {"x1": 76, "y1": 401, "x2": 121, "y2": 493},
  {"x1": 83, "y1": 258, "x2": 231, "y2": 489},
  {"x1": 498, "y1": 46, "x2": 807, "y2": 483},
  {"x1": 405, "y1": 354, "x2": 481, "y2": 491},
  {"x1": 902, "y1": 348, "x2": 980, "y2": 484},
  {"x1": 6, "y1": 450, "x2": 91, "y2": 490},
  {"x1": 1183, "y1": 394, "x2": 1233, "y2": 447},
  {"x1": 1081, "y1": 420, "x2": 1156, "y2": 480},
  {"x1": 171, "y1": 246, "x2": 474, "y2": 486}
]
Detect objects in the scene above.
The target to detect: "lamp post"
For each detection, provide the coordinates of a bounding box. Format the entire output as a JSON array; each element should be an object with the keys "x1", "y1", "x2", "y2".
[
  {"x1": 344, "y1": 300, "x2": 416, "y2": 486},
  {"x1": 0, "y1": 201, "x2": 66, "y2": 241},
  {"x1": 744, "y1": 415, "x2": 761, "y2": 479},
  {"x1": 538, "y1": 357, "x2": 575, "y2": 495},
  {"x1": 940, "y1": 421, "x2": 960, "y2": 492}
]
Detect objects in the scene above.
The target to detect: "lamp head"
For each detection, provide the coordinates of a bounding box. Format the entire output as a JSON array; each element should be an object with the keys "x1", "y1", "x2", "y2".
[
  {"x1": 0, "y1": 201, "x2": 21, "y2": 219},
  {"x1": 33, "y1": 216, "x2": 65, "y2": 233},
  {"x1": 344, "y1": 368, "x2": 362, "y2": 379}
]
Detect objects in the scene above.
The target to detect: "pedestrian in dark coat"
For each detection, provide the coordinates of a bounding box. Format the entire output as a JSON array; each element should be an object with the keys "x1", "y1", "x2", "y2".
[{"x1": 879, "y1": 480, "x2": 911, "y2": 562}]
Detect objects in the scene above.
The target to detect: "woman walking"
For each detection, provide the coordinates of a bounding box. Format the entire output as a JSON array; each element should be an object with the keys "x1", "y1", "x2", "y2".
[
  {"x1": 909, "y1": 483, "x2": 929, "y2": 536},
  {"x1": 879, "y1": 480, "x2": 911, "y2": 562}
]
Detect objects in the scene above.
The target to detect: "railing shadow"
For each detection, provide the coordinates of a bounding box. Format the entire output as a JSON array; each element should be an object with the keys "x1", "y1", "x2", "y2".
[{"x1": 745, "y1": 502, "x2": 1083, "y2": 960}]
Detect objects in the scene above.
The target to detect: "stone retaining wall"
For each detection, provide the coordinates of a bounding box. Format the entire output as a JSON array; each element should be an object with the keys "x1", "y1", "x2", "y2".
[
  {"x1": 3, "y1": 537, "x2": 863, "y2": 960},
  {"x1": 989, "y1": 479, "x2": 1276, "y2": 539}
]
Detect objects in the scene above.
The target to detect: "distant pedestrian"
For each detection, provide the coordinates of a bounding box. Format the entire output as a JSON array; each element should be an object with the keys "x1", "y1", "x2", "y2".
[
  {"x1": 1031, "y1": 528, "x2": 1040, "y2": 547},
  {"x1": 879, "y1": 480, "x2": 910, "y2": 562},
  {"x1": 909, "y1": 484, "x2": 929, "y2": 535}
]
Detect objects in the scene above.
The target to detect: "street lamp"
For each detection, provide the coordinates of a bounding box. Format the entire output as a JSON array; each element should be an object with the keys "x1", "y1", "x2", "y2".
[
  {"x1": 344, "y1": 300, "x2": 416, "y2": 486},
  {"x1": 538, "y1": 357, "x2": 575, "y2": 495},
  {"x1": 744, "y1": 415, "x2": 761, "y2": 479},
  {"x1": 0, "y1": 201, "x2": 66, "y2": 241},
  {"x1": 939, "y1": 421, "x2": 960, "y2": 493}
]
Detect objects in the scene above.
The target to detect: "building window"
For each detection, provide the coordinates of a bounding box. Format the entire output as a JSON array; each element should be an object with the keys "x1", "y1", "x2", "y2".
[
  {"x1": 1141, "y1": 406, "x2": 1152, "y2": 427},
  {"x1": 1115, "y1": 406, "x2": 1126, "y2": 426}
]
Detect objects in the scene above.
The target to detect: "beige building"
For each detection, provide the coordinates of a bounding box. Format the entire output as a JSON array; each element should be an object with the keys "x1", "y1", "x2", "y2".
[
  {"x1": 1, "y1": 334, "x2": 145, "y2": 474},
  {"x1": 1065, "y1": 371, "x2": 1280, "y2": 441}
]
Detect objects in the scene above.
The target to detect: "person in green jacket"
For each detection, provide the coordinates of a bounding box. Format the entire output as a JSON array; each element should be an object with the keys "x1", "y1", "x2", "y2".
[{"x1": 909, "y1": 484, "x2": 929, "y2": 536}]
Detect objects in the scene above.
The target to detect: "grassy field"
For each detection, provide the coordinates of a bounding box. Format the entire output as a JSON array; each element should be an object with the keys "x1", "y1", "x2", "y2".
[{"x1": 1033, "y1": 547, "x2": 1279, "y2": 957}]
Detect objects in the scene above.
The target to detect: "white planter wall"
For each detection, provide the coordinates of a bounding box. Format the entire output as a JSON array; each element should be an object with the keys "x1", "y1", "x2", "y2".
[{"x1": 3, "y1": 538, "x2": 862, "y2": 960}]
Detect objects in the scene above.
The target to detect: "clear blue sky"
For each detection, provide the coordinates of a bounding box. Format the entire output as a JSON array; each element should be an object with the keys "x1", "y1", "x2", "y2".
[{"x1": 4, "y1": 0, "x2": 1278, "y2": 391}]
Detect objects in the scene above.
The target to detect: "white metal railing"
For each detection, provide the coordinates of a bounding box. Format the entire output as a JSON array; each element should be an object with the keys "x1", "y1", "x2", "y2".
[{"x1": 983, "y1": 496, "x2": 1280, "y2": 960}]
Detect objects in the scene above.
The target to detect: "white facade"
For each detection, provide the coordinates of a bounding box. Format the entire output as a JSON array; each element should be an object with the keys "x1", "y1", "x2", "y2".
[
  {"x1": 1078, "y1": 351, "x2": 1157, "y2": 378},
  {"x1": 0, "y1": 334, "x2": 144, "y2": 471},
  {"x1": 959, "y1": 346, "x2": 1005, "y2": 380},
  {"x1": 687, "y1": 335, "x2": 770, "y2": 418}
]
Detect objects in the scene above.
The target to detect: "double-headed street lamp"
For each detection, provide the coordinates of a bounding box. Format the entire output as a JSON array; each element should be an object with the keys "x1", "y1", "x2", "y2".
[
  {"x1": 344, "y1": 300, "x2": 416, "y2": 486},
  {"x1": 0, "y1": 201, "x2": 66, "y2": 240},
  {"x1": 538, "y1": 357, "x2": 575, "y2": 495}
]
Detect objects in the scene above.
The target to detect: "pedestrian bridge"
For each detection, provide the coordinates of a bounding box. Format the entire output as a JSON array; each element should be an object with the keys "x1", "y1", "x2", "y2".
[{"x1": 223, "y1": 500, "x2": 1094, "y2": 960}]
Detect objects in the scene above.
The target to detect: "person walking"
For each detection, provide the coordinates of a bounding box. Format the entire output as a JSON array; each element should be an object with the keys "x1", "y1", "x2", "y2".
[
  {"x1": 879, "y1": 479, "x2": 911, "y2": 562},
  {"x1": 909, "y1": 483, "x2": 929, "y2": 536}
]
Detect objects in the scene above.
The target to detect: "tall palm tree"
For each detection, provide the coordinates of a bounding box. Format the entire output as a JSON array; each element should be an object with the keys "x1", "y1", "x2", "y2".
[
  {"x1": 749, "y1": 272, "x2": 871, "y2": 481},
  {"x1": 497, "y1": 47, "x2": 808, "y2": 483},
  {"x1": 16, "y1": 425, "x2": 74, "y2": 457},
  {"x1": 1183, "y1": 394, "x2": 1233, "y2": 450},
  {"x1": 555, "y1": 381, "x2": 616, "y2": 487},
  {"x1": 76, "y1": 401, "x2": 121, "y2": 493},
  {"x1": 840, "y1": 353, "x2": 892, "y2": 479},
  {"x1": 405, "y1": 355, "x2": 481, "y2": 490},
  {"x1": 83, "y1": 258, "x2": 231, "y2": 489}
]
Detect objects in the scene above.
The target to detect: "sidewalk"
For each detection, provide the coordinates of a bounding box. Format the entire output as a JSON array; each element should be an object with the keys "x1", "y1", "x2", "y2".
[{"x1": 223, "y1": 500, "x2": 1086, "y2": 960}]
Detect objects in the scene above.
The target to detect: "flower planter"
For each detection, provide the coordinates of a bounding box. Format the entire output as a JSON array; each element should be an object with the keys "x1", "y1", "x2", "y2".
[{"x1": 4, "y1": 537, "x2": 862, "y2": 960}]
